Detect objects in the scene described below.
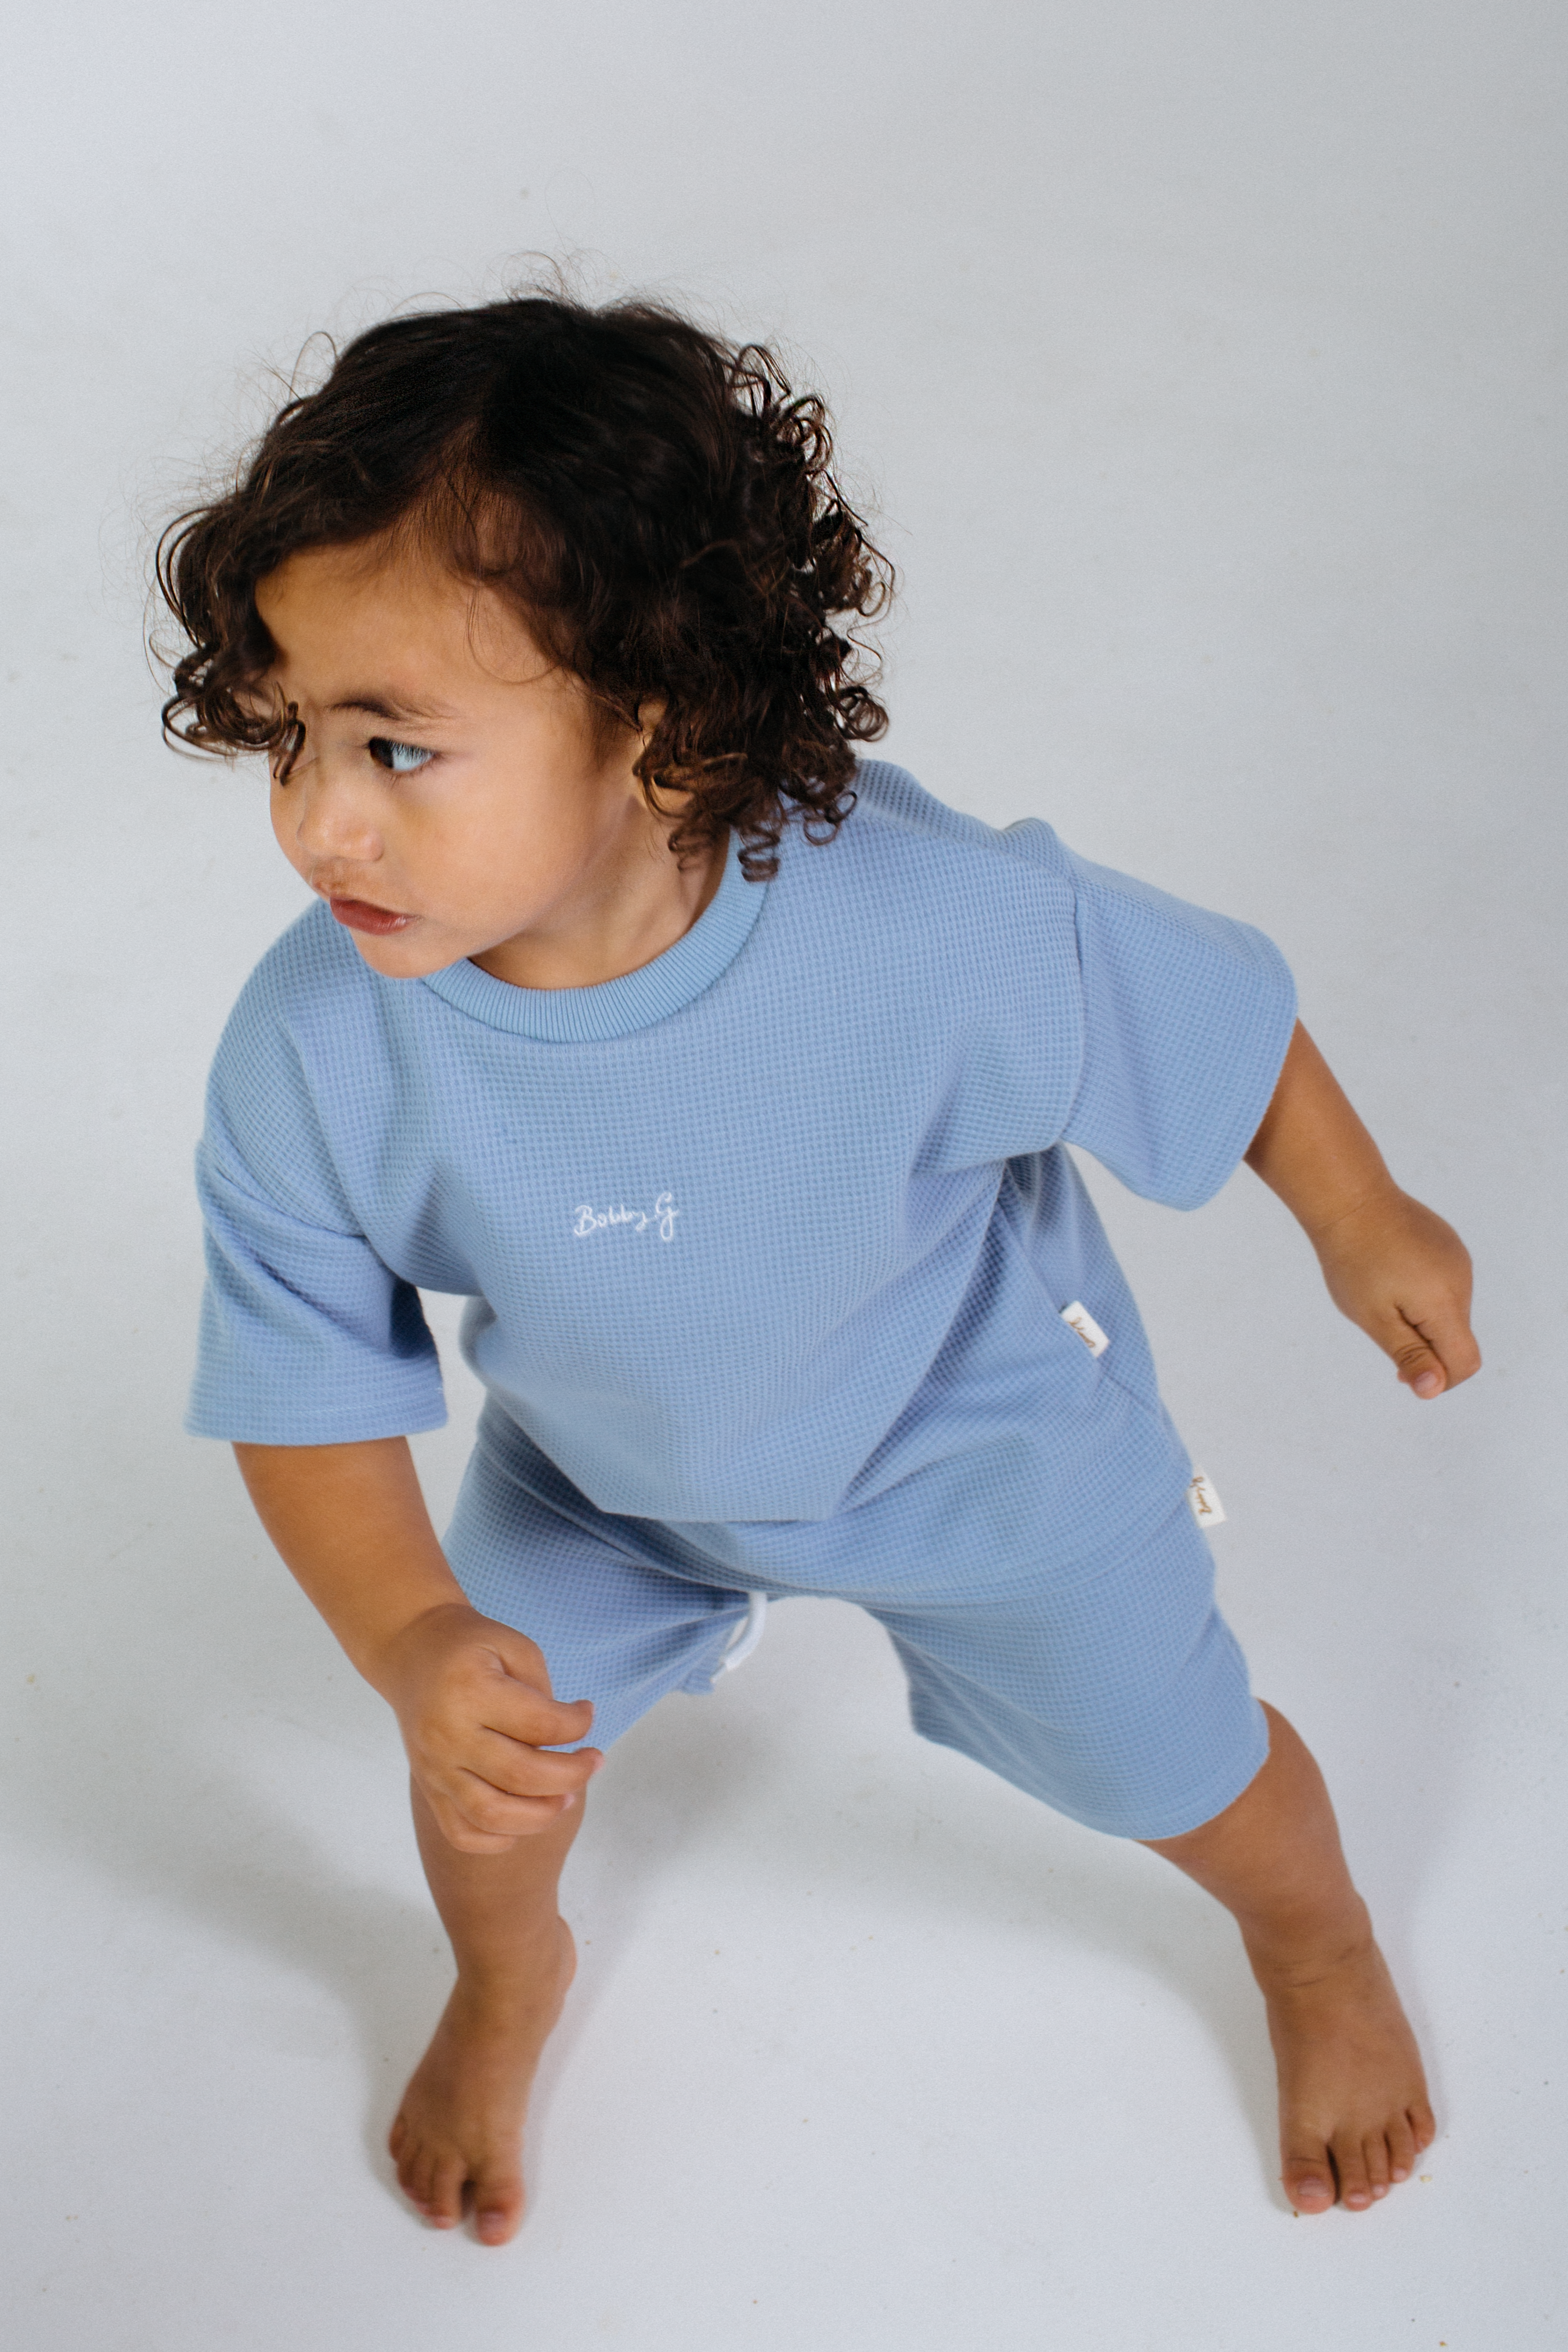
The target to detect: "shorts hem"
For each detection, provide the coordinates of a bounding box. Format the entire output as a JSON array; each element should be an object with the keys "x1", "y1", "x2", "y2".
[{"x1": 911, "y1": 1696, "x2": 1270, "y2": 1843}]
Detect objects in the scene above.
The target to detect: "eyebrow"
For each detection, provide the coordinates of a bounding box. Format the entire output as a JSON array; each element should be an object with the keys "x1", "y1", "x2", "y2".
[{"x1": 328, "y1": 693, "x2": 460, "y2": 725}]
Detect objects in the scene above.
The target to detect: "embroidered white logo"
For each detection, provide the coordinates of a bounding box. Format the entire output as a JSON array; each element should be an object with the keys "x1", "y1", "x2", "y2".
[{"x1": 572, "y1": 1191, "x2": 679, "y2": 1243}]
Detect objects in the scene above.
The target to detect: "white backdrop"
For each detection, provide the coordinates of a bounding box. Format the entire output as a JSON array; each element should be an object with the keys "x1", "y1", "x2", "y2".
[{"x1": 2, "y1": 4, "x2": 1564, "y2": 2347}]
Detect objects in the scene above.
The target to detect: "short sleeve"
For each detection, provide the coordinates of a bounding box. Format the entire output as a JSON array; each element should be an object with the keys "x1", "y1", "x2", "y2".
[
  {"x1": 1058, "y1": 848, "x2": 1297, "y2": 1209},
  {"x1": 185, "y1": 995, "x2": 446, "y2": 1446}
]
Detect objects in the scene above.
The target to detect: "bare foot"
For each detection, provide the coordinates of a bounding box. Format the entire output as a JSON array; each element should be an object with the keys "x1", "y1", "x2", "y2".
[
  {"x1": 388, "y1": 1917, "x2": 575, "y2": 2244},
  {"x1": 1258, "y1": 1934, "x2": 1435, "y2": 2214}
]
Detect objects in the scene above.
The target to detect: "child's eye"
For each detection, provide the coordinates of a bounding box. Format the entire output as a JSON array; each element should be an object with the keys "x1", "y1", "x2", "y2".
[{"x1": 367, "y1": 736, "x2": 435, "y2": 775}]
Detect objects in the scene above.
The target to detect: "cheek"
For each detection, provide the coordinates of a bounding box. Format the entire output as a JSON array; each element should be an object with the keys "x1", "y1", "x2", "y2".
[
  {"x1": 268, "y1": 786, "x2": 321, "y2": 879},
  {"x1": 416, "y1": 779, "x2": 554, "y2": 892},
  {"x1": 269, "y1": 785, "x2": 302, "y2": 864}
]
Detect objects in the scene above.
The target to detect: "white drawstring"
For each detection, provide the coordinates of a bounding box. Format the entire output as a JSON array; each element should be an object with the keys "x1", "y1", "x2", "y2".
[{"x1": 716, "y1": 1589, "x2": 769, "y2": 1674}]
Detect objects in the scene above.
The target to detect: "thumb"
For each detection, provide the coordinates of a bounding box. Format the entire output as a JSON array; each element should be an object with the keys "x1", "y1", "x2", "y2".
[
  {"x1": 1386, "y1": 1303, "x2": 1482, "y2": 1400},
  {"x1": 483, "y1": 1620, "x2": 597, "y2": 1734},
  {"x1": 1393, "y1": 1336, "x2": 1447, "y2": 1400},
  {"x1": 541, "y1": 1695, "x2": 598, "y2": 1743},
  {"x1": 481, "y1": 1616, "x2": 564, "y2": 1696}
]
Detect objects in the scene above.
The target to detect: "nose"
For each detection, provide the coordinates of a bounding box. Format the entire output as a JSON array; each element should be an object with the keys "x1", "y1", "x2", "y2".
[{"x1": 280, "y1": 752, "x2": 384, "y2": 867}]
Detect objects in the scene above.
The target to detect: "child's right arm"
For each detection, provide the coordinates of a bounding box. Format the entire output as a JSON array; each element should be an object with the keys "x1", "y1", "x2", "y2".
[{"x1": 232, "y1": 1437, "x2": 602, "y2": 1854}]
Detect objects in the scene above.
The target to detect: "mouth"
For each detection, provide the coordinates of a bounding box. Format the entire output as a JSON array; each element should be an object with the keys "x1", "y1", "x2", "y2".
[{"x1": 324, "y1": 895, "x2": 416, "y2": 936}]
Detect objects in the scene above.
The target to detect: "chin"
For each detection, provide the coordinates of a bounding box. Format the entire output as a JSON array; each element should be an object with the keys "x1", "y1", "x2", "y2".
[{"x1": 344, "y1": 927, "x2": 459, "y2": 981}]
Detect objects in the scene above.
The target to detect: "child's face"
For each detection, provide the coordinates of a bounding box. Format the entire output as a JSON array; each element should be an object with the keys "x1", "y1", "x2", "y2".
[{"x1": 254, "y1": 542, "x2": 660, "y2": 981}]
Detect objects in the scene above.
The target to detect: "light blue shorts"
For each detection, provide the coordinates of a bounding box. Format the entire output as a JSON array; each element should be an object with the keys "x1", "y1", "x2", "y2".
[{"x1": 446, "y1": 1404, "x2": 1268, "y2": 1842}]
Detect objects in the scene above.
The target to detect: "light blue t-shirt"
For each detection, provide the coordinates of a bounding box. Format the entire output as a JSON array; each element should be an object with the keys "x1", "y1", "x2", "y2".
[{"x1": 188, "y1": 763, "x2": 1295, "y2": 1576}]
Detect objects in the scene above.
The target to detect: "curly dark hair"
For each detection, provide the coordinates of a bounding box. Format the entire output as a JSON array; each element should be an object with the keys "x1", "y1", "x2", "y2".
[{"x1": 156, "y1": 292, "x2": 894, "y2": 879}]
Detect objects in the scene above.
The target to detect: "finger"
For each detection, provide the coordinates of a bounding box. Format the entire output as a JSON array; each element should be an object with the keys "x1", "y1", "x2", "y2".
[
  {"x1": 1411, "y1": 1304, "x2": 1483, "y2": 1388},
  {"x1": 479, "y1": 1686, "x2": 597, "y2": 1748},
  {"x1": 455, "y1": 1764, "x2": 595, "y2": 1829},
  {"x1": 468, "y1": 1728, "x2": 605, "y2": 1798},
  {"x1": 426, "y1": 1798, "x2": 521, "y2": 1854},
  {"x1": 432, "y1": 1779, "x2": 572, "y2": 1850},
  {"x1": 420, "y1": 1764, "x2": 588, "y2": 1851}
]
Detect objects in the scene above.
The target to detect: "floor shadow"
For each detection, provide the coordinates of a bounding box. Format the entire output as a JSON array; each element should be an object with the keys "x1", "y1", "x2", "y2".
[
  {"x1": 565, "y1": 1587, "x2": 1459, "y2": 2213},
  {"x1": 0, "y1": 1602, "x2": 799, "y2": 2234},
  {"x1": 581, "y1": 1686, "x2": 1288, "y2": 2200},
  {"x1": 4, "y1": 1547, "x2": 1458, "y2": 2232}
]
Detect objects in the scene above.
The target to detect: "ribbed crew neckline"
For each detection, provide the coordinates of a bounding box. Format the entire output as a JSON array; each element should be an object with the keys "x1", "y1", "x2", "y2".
[{"x1": 417, "y1": 829, "x2": 767, "y2": 1042}]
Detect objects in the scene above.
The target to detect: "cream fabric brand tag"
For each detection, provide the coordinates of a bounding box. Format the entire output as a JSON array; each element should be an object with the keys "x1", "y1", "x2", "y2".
[
  {"x1": 1060, "y1": 1300, "x2": 1110, "y2": 1357},
  {"x1": 1187, "y1": 1469, "x2": 1226, "y2": 1526}
]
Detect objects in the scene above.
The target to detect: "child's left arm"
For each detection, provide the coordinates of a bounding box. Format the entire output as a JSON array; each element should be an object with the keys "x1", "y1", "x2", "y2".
[{"x1": 1243, "y1": 1022, "x2": 1482, "y2": 1399}]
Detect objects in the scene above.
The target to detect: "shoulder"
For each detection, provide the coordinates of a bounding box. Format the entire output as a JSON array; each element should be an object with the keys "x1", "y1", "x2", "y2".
[
  {"x1": 212, "y1": 899, "x2": 416, "y2": 1100},
  {"x1": 805, "y1": 761, "x2": 1081, "y2": 989},
  {"x1": 201, "y1": 902, "x2": 436, "y2": 1226},
  {"x1": 838, "y1": 772, "x2": 1282, "y2": 979},
  {"x1": 1057, "y1": 844, "x2": 1294, "y2": 1000},
  {"x1": 840, "y1": 760, "x2": 1068, "y2": 872},
  {"x1": 205, "y1": 900, "x2": 392, "y2": 1166},
  {"x1": 815, "y1": 760, "x2": 1076, "y2": 923},
  {"x1": 768, "y1": 764, "x2": 1083, "y2": 1082},
  {"x1": 219, "y1": 897, "x2": 381, "y2": 1043}
]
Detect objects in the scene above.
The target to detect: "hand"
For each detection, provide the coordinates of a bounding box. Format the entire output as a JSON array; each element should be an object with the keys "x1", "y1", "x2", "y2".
[
  {"x1": 1310, "y1": 1185, "x2": 1481, "y2": 1399},
  {"x1": 372, "y1": 1602, "x2": 602, "y2": 1853}
]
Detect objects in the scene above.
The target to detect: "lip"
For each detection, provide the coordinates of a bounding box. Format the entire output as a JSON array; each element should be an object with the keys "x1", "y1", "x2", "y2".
[{"x1": 327, "y1": 896, "x2": 415, "y2": 936}]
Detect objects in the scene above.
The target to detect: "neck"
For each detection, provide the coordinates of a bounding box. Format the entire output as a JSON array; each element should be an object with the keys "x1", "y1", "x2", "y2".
[{"x1": 472, "y1": 808, "x2": 728, "y2": 992}]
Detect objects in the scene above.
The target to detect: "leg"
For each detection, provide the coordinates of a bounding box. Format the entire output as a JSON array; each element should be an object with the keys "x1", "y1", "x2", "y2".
[
  {"x1": 1143, "y1": 1702, "x2": 1435, "y2": 2213},
  {"x1": 872, "y1": 1496, "x2": 1434, "y2": 2215},
  {"x1": 392, "y1": 1431, "x2": 766, "y2": 2241},
  {"x1": 388, "y1": 1779, "x2": 583, "y2": 2244}
]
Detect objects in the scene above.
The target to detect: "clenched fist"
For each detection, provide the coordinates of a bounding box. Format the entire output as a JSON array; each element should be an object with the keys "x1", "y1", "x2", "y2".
[
  {"x1": 374, "y1": 1602, "x2": 602, "y2": 1852},
  {"x1": 1313, "y1": 1186, "x2": 1482, "y2": 1400}
]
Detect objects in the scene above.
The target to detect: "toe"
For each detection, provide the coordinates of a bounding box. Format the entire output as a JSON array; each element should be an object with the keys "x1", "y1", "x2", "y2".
[
  {"x1": 1334, "y1": 2133, "x2": 1374, "y2": 2212},
  {"x1": 395, "y1": 2137, "x2": 427, "y2": 2205},
  {"x1": 1387, "y1": 2112, "x2": 1417, "y2": 2183},
  {"x1": 1363, "y1": 2134, "x2": 1393, "y2": 2201},
  {"x1": 473, "y1": 2167, "x2": 525, "y2": 2246},
  {"x1": 400, "y1": 2144, "x2": 458, "y2": 2227},
  {"x1": 1411, "y1": 2099, "x2": 1437, "y2": 2154},
  {"x1": 426, "y1": 2155, "x2": 466, "y2": 2229},
  {"x1": 1282, "y1": 2138, "x2": 1336, "y2": 2214}
]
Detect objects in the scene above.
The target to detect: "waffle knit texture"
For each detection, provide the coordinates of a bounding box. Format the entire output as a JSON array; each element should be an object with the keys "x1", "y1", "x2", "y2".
[
  {"x1": 188, "y1": 760, "x2": 1296, "y2": 1578},
  {"x1": 446, "y1": 1399, "x2": 1269, "y2": 1839}
]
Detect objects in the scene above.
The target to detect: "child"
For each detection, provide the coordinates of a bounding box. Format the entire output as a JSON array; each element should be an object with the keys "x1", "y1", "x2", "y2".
[{"x1": 160, "y1": 293, "x2": 1477, "y2": 2246}]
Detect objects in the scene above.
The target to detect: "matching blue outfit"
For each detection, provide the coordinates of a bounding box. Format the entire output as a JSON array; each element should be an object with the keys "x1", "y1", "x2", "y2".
[{"x1": 188, "y1": 763, "x2": 1296, "y2": 1837}]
